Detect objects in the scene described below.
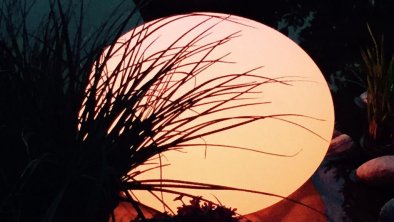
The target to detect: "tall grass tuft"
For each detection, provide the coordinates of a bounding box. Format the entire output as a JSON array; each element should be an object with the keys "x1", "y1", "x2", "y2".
[
  {"x1": 0, "y1": 1, "x2": 326, "y2": 221},
  {"x1": 361, "y1": 25, "x2": 394, "y2": 147}
]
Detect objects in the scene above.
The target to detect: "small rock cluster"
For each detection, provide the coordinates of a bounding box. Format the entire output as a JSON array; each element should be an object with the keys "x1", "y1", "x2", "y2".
[
  {"x1": 326, "y1": 130, "x2": 354, "y2": 157},
  {"x1": 328, "y1": 129, "x2": 394, "y2": 222},
  {"x1": 355, "y1": 156, "x2": 394, "y2": 222}
]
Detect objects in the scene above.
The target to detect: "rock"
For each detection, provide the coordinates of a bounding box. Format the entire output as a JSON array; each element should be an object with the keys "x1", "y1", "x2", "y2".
[
  {"x1": 326, "y1": 133, "x2": 354, "y2": 157},
  {"x1": 332, "y1": 130, "x2": 342, "y2": 139},
  {"x1": 356, "y1": 155, "x2": 394, "y2": 185},
  {"x1": 360, "y1": 91, "x2": 368, "y2": 104},
  {"x1": 354, "y1": 91, "x2": 368, "y2": 108},
  {"x1": 379, "y1": 198, "x2": 394, "y2": 222}
]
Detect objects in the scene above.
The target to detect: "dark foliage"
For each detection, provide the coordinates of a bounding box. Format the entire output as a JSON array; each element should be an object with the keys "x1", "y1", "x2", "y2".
[
  {"x1": 139, "y1": 197, "x2": 243, "y2": 222},
  {"x1": 0, "y1": 0, "x2": 140, "y2": 221}
]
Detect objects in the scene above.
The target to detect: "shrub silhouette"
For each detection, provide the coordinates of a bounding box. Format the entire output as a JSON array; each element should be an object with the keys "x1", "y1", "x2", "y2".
[{"x1": 141, "y1": 197, "x2": 243, "y2": 222}]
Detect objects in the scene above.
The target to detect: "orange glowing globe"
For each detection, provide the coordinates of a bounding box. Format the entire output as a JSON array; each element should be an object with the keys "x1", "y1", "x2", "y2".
[{"x1": 100, "y1": 13, "x2": 334, "y2": 214}]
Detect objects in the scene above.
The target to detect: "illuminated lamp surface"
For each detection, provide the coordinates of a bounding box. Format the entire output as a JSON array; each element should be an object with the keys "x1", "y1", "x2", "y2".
[{"x1": 103, "y1": 13, "x2": 334, "y2": 214}]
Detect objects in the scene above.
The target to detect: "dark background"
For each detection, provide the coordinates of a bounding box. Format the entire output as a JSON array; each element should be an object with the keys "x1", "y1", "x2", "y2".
[{"x1": 134, "y1": 0, "x2": 394, "y2": 138}]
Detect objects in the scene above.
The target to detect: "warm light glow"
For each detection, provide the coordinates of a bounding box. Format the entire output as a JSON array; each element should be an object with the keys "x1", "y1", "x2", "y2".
[{"x1": 99, "y1": 13, "x2": 334, "y2": 214}]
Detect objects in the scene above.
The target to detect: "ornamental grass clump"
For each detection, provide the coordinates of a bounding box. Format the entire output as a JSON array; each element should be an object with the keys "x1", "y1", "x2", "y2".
[{"x1": 361, "y1": 25, "x2": 394, "y2": 148}]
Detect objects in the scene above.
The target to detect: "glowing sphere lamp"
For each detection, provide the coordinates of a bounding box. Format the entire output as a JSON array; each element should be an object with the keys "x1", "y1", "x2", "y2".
[{"x1": 98, "y1": 13, "x2": 334, "y2": 214}]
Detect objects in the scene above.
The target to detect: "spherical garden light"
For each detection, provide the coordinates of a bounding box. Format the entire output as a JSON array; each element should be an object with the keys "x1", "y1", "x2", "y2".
[{"x1": 82, "y1": 12, "x2": 334, "y2": 216}]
